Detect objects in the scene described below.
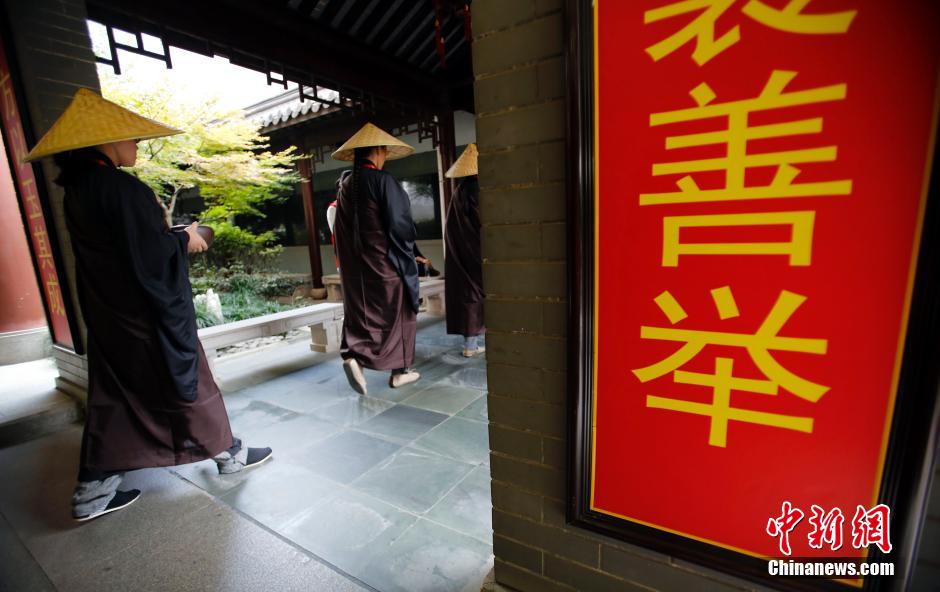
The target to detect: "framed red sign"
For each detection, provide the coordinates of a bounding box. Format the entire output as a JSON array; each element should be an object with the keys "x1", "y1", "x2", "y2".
[
  {"x1": 567, "y1": 1, "x2": 940, "y2": 589},
  {"x1": 0, "y1": 22, "x2": 81, "y2": 352}
]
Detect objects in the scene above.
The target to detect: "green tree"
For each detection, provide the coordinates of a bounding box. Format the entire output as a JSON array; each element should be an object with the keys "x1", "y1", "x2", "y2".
[{"x1": 98, "y1": 70, "x2": 299, "y2": 255}]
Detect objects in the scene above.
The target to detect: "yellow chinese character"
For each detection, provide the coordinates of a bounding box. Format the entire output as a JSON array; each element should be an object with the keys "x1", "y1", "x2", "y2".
[
  {"x1": 634, "y1": 286, "x2": 829, "y2": 402},
  {"x1": 647, "y1": 357, "x2": 813, "y2": 447},
  {"x1": 0, "y1": 73, "x2": 15, "y2": 118},
  {"x1": 662, "y1": 210, "x2": 815, "y2": 266},
  {"x1": 7, "y1": 123, "x2": 26, "y2": 162},
  {"x1": 645, "y1": 0, "x2": 857, "y2": 65},
  {"x1": 636, "y1": 286, "x2": 825, "y2": 447},
  {"x1": 640, "y1": 70, "x2": 851, "y2": 206},
  {"x1": 742, "y1": 0, "x2": 857, "y2": 35},
  {"x1": 21, "y1": 179, "x2": 42, "y2": 219},
  {"x1": 33, "y1": 227, "x2": 55, "y2": 271},
  {"x1": 45, "y1": 278, "x2": 65, "y2": 315}
]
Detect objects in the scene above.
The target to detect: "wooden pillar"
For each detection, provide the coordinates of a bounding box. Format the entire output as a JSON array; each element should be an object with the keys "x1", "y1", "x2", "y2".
[
  {"x1": 297, "y1": 150, "x2": 324, "y2": 289},
  {"x1": 435, "y1": 107, "x2": 457, "y2": 252}
]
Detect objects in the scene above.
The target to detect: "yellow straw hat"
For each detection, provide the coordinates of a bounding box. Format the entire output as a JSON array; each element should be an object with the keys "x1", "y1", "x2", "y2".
[
  {"x1": 24, "y1": 88, "x2": 182, "y2": 162},
  {"x1": 331, "y1": 122, "x2": 414, "y2": 162},
  {"x1": 445, "y1": 143, "x2": 478, "y2": 178}
]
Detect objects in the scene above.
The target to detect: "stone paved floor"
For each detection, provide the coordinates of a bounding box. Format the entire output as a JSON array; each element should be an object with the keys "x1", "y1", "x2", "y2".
[{"x1": 0, "y1": 316, "x2": 493, "y2": 592}]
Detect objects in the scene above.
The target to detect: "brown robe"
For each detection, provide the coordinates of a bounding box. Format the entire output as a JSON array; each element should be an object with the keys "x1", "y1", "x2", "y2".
[
  {"x1": 444, "y1": 177, "x2": 485, "y2": 336},
  {"x1": 64, "y1": 152, "x2": 232, "y2": 472},
  {"x1": 335, "y1": 164, "x2": 418, "y2": 370}
]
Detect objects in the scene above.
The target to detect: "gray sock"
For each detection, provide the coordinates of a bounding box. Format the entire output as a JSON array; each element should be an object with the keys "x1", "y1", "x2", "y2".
[
  {"x1": 213, "y1": 438, "x2": 249, "y2": 474},
  {"x1": 72, "y1": 474, "x2": 123, "y2": 518}
]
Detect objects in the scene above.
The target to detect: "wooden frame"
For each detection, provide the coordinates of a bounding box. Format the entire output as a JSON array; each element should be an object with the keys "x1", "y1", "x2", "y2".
[
  {"x1": 0, "y1": 8, "x2": 84, "y2": 354},
  {"x1": 564, "y1": 0, "x2": 940, "y2": 589}
]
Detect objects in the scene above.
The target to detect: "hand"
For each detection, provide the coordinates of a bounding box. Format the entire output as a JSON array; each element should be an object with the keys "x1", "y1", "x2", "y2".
[
  {"x1": 185, "y1": 222, "x2": 208, "y2": 253},
  {"x1": 416, "y1": 256, "x2": 431, "y2": 266}
]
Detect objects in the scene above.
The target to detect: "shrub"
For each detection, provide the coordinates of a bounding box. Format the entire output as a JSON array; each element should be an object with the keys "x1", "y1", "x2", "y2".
[{"x1": 192, "y1": 221, "x2": 283, "y2": 273}]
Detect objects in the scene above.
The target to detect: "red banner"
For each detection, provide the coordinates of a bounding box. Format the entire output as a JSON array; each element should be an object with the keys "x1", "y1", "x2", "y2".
[
  {"x1": 0, "y1": 36, "x2": 74, "y2": 349},
  {"x1": 591, "y1": 0, "x2": 939, "y2": 572}
]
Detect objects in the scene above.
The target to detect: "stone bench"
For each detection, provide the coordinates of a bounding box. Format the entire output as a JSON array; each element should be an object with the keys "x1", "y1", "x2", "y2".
[
  {"x1": 198, "y1": 301, "x2": 344, "y2": 359},
  {"x1": 197, "y1": 278, "x2": 447, "y2": 359},
  {"x1": 321, "y1": 275, "x2": 445, "y2": 315}
]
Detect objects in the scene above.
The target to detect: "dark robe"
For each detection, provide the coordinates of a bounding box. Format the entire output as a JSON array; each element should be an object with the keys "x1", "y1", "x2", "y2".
[
  {"x1": 335, "y1": 164, "x2": 418, "y2": 370},
  {"x1": 63, "y1": 153, "x2": 232, "y2": 472},
  {"x1": 444, "y1": 177, "x2": 485, "y2": 336}
]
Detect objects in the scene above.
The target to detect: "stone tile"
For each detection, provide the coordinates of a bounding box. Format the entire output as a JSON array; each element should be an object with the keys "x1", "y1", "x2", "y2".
[
  {"x1": 241, "y1": 376, "x2": 356, "y2": 413},
  {"x1": 15, "y1": 466, "x2": 214, "y2": 585},
  {"x1": 214, "y1": 343, "x2": 338, "y2": 393},
  {"x1": 227, "y1": 399, "x2": 301, "y2": 435},
  {"x1": 0, "y1": 387, "x2": 70, "y2": 421},
  {"x1": 238, "y1": 413, "x2": 341, "y2": 462},
  {"x1": 359, "y1": 372, "x2": 418, "y2": 403},
  {"x1": 303, "y1": 430, "x2": 401, "y2": 484},
  {"x1": 351, "y1": 447, "x2": 474, "y2": 513},
  {"x1": 58, "y1": 502, "x2": 367, "y2": 592},
  {"x1": 170, "y1": 458, "x2": 256, "y2": 497},
  {"x1": 425, "y1": 466, "x2": 493, "y2": 543},
  {"x1": 413, "y1": 417, "x2": 491, "y2": 465},
  {"x1": 220, "y1": 391, "x2": 254, "y2": 412},
  {"x1": 356, "y1": 405, "x2": 449, "y2": 444},
  {"x1": 221, "y1": 460, "x2": 339, "y2": 531},
  {"x1": 457, "y1": 396, "x2": 490, "y2": 422},
  {"x1": 281, "y1": 488, "x2": 418, "y2": 576},
  {"x1": 311, "y1": 396, "x2": 395, "y2": 427},
  {"x1": 437, "y1": 351, "x2": 485, "y2": 367},
  {"x1": 361, "y1": 519, "x2": 494, "y2": 592},
  {"x1": 402, "y1": 385, "x2": 483, "y2": 415},
  {"x1": 278, "y1": 357, "x2": 346, "y2": 386},
  {"x1": 441, "y1": 367, "x2": 489, "y2": 391},
  {"x1": 363, "y1": 361, "x2": 458, "y2": 403},
  {"x1": 414, "y1": 326, "x2": 465, "y2": 349},
  {"x1": 0, "y1": 510, "x2": 56, "y2": 592},
  {"x1": 414, "y1": 342, "x2": 452, "y2": 360}
]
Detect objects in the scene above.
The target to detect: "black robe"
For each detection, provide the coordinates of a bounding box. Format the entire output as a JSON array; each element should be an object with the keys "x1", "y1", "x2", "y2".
[
  {"x1": 445, "y1": 177, "x2": 485, "y2": 336},
  {"x1": 64, "y1": 153, "x2": 232, "y2": 472},
  {"x1": 335, "y1": 164, "x2": 419, "y2": 370}
]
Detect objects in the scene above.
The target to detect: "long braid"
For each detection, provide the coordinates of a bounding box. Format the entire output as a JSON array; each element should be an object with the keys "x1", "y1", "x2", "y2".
[{"x1": 350, "y1": 147, "x2": 368, "y2": 253}]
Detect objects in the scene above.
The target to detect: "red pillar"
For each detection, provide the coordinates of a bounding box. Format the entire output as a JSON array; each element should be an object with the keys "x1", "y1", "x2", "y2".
[{"x1": 0, "y1": 131, "x2": 46, "y2": 334}]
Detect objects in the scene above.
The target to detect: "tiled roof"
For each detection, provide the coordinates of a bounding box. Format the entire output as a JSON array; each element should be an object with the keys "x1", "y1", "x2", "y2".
[{"x1": 245, "y1": 88, "x2": 341, "y2": 130}]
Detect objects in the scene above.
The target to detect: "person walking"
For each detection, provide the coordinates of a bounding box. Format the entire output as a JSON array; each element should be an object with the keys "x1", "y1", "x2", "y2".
[
  {"x1": 24, "y1": 88, "x2": 272, "y2": 522},
  {"x1": 443, "y1": 144, "x2": 485, "y2": 357},
  {"x1": 331, "y1": 123, "x2": 421, "y2": 393}
]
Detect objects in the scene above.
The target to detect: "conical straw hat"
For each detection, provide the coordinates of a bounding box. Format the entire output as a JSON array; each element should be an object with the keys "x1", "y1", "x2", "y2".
[
  {"x1": 445, "y1": 143, "x2": 478, "y2": 178},
  {"x1": 331, "y1": 122, "x2": 414, "y2": 162},
  {"x1": 24, "y1": 88, "x2": 182, "y2": 162}
]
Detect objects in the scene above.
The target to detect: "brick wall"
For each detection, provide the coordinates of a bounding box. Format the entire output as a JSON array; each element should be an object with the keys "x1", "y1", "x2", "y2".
[
  {"x1": 472, "y1": 1, "x2": 940, "y2": 591},
  {"x1": 2, "y1": 0, "x2": 99, "y2": 393}
]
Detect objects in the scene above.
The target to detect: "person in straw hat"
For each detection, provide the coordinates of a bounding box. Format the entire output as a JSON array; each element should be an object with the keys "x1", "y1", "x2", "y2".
[
  {"x1": 443, "y1": 144, "x2": 485, "y2": 357},
  {"x1": 331, "y1": 122, "x2": 422, "y2": 392},
  {"x1": 25, "y1": 88, "x2": 272, "y2": 522}
]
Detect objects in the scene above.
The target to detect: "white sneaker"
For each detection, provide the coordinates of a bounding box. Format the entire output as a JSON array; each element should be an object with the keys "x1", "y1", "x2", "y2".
[
  {"x1": 462, "y1": 346, "x2": 486, "y2": 358},
  {"x1": 389, "y1": 370, "x2": 420, "y2": 388},
  {"x1": 343, "y1": 358, "x2": 368, "y2": 395}
]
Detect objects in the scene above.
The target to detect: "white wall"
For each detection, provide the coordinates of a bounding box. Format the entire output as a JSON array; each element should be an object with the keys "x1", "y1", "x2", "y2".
[{"x1": 275, "y1": 240, "x2": 444, "y2": 279}]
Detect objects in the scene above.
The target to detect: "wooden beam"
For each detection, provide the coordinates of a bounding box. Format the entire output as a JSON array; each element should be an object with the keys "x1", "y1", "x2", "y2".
[
  {"x1": 296, "y1": 148, "x2": 325, "y2": 289},
  {"x1": 86, "y1": 0, "x2": 445, "y2": 109},
  {"x1": 437, "y1": 107, "x2": 457, "y2": 213}
]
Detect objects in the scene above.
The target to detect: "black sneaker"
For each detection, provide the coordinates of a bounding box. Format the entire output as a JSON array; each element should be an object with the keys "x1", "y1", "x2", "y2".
[
  {"x1": 245, "y1": 447, "x2": 273, "y2": 469},
  {"x1": 74, "y1": 489, "x2": 141, "y2": 522}
]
